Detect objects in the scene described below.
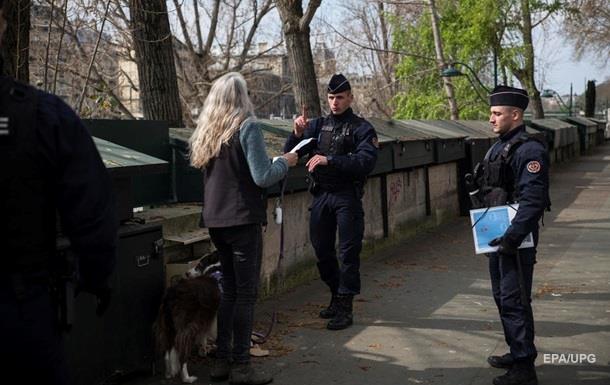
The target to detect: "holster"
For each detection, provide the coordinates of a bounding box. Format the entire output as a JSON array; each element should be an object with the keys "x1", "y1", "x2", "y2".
[{"x1": 52, "y1": 249, "x2": 77, "y2": 332}]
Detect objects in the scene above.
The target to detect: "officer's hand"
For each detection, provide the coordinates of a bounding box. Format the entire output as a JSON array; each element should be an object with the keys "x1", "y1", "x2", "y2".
[
  {"x1": 306, "y1": 155, "x2": 328, "y2": 172},
  {"x1": 488, "y1": 237, "x2": 517, "y2": 257},
  {"x1": 282, "y1": 152, "x2": 298, "y2": 167},
  {"x1": 293, "y1": 105, "x2": 309, "y2": 137}
]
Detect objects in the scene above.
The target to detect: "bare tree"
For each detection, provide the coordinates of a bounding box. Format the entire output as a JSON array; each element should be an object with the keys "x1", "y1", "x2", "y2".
[
  {"x1": 28, "y1": 0, "x2": 135, "y2": 118},
  {"x1": 563, "y1": 0, "x2": 610, "y2": 66},
  {"x1": 129, "y1": 0, "x2": 183, "y2": 126},
  {"x1": 505, "y1": 0, "x2": 545, "y2": 119},
  {"x1": 27, "y1": 0, "x2": 292, "y2": 123},
  {"x1": 1, "y1": 0, "x2": 31, "y2": 81},
  {"x1": 170, "y1": 0, "x2": 276, "y2": 119},
  {"x1": 276, "y1": 0, "x2": 322, "y2": 117},
  {"x1": 331, "y1": 0, "x2": 407, "y2": 117},
  {"x1": 428, "y1": 0, "x2": 458, "y2": 120}
]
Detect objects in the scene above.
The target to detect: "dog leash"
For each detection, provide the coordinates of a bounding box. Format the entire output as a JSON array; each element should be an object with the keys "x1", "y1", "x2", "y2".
[
  {"x1": 275, "y1": 177, "x2": 288, "y2": 262},
  {"x1": 253, "y1": 177, "x2": 288, "y2": 348}
]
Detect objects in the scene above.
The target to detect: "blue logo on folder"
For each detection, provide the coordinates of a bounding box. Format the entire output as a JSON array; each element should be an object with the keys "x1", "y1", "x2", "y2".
[{"x1": 470, "y1": 204, "x2": 534, "y2": 254}]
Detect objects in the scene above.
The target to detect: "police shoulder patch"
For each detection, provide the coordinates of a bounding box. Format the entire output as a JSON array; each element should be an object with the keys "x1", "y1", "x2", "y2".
[{"x1": 526, "y1": 160, "x2": 541, "y2": 173}]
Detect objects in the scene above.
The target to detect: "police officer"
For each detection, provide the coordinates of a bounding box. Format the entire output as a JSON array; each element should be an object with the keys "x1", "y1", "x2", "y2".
[
  {"x1": 284, "y1": 74, "x2": 378, "y2": 330},
  {"x1": 0, "y1": 1, "x2": 117, "y2": 383},
  {"x1": 476, "y1": 85, "x2": 550, "y2": 385}
]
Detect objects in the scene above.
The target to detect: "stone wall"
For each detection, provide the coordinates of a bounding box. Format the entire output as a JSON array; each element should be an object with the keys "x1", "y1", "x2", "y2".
[{"x1": 259, "y1": 161, "x2": 460, "y2": 289}]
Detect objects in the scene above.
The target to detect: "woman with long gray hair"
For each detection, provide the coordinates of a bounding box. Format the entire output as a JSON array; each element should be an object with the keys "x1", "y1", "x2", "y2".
[{"x1": 190, "y1": 72, "x2": 297, "y2": 384}]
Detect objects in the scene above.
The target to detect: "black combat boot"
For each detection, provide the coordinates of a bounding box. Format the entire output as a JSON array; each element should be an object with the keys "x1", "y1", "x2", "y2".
[
  {"x1": 493, "y1": 361, "x2": 537, "y2": 385},
  {"x1": 319, "y1": 292, "x2": 338, "y2": 319},
  {"x1": 488, "y1": 353, "x2": 515, "y2": 369},
  {"x1": 326, "y1": 294, "x2": 353, "y2": 330}
]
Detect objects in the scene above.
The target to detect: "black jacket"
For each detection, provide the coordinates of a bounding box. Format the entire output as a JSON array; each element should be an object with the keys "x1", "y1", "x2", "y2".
[
  {"x1": 202, "y1": 131, "x2": 268, "y2": 227},
  {"x1": 0, "y1": 76, "x2": 117, "y2": 289}
]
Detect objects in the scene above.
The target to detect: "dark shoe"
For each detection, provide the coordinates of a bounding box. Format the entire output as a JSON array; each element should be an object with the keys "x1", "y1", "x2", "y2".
[
  {"x1": 493, "y1": 362, "x2": 537, "y2": 385},
  {"x1": 319, "y1": 293, "x2": 338, "y2": 319},
  {"x1": 210, "y1": 358, "x2": 230, "y2": 381},
  {"x1": 488, "y1": 353, "x2": 515, "y2": 369},
  {"x1": 229, "y1": 363, "x2": 273, "y2": 385},
  {"x1": 326, "y1": 311, "x2": 353, "y2": 330},
  {"x1": 326, "y1": 294, "x2": 353, "y2": 330}
]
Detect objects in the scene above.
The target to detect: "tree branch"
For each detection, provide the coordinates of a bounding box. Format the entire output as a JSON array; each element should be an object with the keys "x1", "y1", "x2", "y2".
[
  {"x1": 300, "y1": 0, "x2": 322, "y2": 30},
  {"x1": 77, "y1": 0, "x2": 112, "y2": 113},
  {"x1": 322, "y1": 19, "x2": 437, "y2": 62}
]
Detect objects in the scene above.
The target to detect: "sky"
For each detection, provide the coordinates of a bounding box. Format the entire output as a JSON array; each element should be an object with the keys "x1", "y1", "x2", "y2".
[
  {"x1": 533, "y1": 20, "x2": 609, "y2": 97},
  {"x1": 171, "y1": 1, "x2": 608, "y2": 99},
  {"x1": 312, "y1": 1, "x2": 608, "y2": 99}
]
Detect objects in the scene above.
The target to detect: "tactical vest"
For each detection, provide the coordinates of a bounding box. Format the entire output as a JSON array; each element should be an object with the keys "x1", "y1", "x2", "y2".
[
  {"x1": 476, "y1": 132, "x2": 549, "y2": 208},
  {"x1": 0, "y1": 77, "x2": 55, "y2": 275},
  {"x1": 312, "y1": 114, "x2": 360, "y2": 190}
]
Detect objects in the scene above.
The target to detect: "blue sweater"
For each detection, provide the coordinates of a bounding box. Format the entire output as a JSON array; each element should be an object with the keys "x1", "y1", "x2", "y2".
[{"x1": 239, "y1": 119, "x2": 288, "y2": 188}]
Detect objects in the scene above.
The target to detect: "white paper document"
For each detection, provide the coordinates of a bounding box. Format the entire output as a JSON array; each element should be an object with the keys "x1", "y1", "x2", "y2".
[
  {"x1": 290, "y1": 137, "x2": 315, "y2": 153},
  {"x1": 469, "y1": 204, "x2": 534, "y2": 254}
]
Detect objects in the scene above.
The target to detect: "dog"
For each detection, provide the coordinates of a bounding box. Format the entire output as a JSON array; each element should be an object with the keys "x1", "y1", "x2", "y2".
[{"x1": 153, "y1": 258, "x2": 222, "y2": 383}]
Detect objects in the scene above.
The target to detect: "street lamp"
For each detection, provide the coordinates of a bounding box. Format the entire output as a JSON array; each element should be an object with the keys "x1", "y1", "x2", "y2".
[
  {"x1": 441, "y1": 62, "x2": 491, "y2": 104},
  {"x1": 541, "y1": 83, "x2": 572, "y2": 116}
]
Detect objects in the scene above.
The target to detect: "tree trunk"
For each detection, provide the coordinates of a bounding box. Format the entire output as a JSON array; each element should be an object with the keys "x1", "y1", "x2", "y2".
[
  {"x1": 1, "y1": 0, "x2": 30, "y2": 82},
  {"x1": 428, "y1": 0, "x2": 459, "y2": 120},
  {"x1": 276, "y1": 0, "x2": 322, "y2": 117},
  {"x1": 517, "y1": 0, "x2": 544, "y2": 119},
  {"x1": 129, "y1": 0, "x2": 183, "y2": 127},
  {"x1": 585, "y1": 80, "x2": 595, "y2": 117},
  {"x1": 283, "y1": 26, "x2": 321, "y2": 117}
]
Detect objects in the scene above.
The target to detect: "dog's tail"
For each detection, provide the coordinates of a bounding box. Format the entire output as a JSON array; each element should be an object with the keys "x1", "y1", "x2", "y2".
[{"x1": 152, "y1": 286, "x2": 177, "y2": 354}]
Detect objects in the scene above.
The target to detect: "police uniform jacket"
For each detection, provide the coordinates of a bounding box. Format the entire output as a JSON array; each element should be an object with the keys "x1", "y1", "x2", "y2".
[
  {"x1": 0, "y1": 76, "x2": 117, "y2": 290},
  {"x1": 284, "y1": 108, "x2": 378, "y2": 190},
  {"x1": 486, "y1": 125, "x2": 550, "y2": 247}
]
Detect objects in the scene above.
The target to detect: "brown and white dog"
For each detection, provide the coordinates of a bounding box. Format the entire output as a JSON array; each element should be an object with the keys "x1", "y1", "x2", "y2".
[{"x1": 153, "y1": 259, "x2": 221, "y2": 383}]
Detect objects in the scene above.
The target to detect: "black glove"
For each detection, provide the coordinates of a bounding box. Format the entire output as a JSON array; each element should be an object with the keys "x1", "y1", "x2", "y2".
[
  {"x1": 76, "y1": 284, "x2": 112, "y2": 317},
  {"x1": 488, "y1": 236, "x2": 518, "y2": 257}
]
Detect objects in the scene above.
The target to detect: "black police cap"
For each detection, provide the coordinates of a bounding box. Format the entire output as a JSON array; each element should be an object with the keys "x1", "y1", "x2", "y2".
[
  {"x1": 489, "y1": 85, "x2": 529, "y2": 110},
  {"x1": 327, "y1": 74, "x2": 351, "y2": 94}
]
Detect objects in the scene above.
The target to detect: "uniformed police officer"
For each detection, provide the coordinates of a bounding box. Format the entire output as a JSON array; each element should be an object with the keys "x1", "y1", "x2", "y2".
[
  {"x1": 0, "y1": 1, "x2": 117, "y2": 383},
  {"x1": 284, "y1": 74, "x2": 378, "y2": 330},
  {"x1": 476, "y1": 85, "x2": 550, "y2": 385}
]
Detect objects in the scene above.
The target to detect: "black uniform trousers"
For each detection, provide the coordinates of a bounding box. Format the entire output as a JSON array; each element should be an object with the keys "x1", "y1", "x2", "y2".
[
  {"x1": 0, "y1": 281, "x2": 69, "y2": 385},
  {"x1": 488, "y1": 246, "x2": 537, "y2": 362},
  {"x1": 310, "y1": 188, "x2": 364, "y2": 296}
]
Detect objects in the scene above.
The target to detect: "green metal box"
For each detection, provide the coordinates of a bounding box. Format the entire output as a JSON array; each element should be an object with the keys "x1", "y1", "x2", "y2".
[
  {"x1": 169, "y1": 127, "x2": 203, "y2": 203},
  {"x1": 61, "y1": 222, "x2": 164, "y2": 385},
  {"x1": 368, "y1": 117, "x2": 435, "y2": 170},
  {"x1": 563, "y1": 116, "x2": 597, "y2": 154},
  {"x1": 84, "y1": 119, "x2": 171, "y2": 206},
  {"x1": 402, "y1": 120, "x2": 466, "y2": 164},
  {"x1": 96, "y1": 137, "x2": 168, "y2": 221}
]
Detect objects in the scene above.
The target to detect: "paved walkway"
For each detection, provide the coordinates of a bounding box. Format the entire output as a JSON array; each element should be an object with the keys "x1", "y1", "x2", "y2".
[{"x1": 145, "y1": 143, "x2": 610, "y2": 385}]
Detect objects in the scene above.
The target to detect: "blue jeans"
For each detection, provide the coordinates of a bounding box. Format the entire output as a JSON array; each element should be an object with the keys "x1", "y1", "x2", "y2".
[{"x1": 209, "y1": 224, "x2": 262, "y2": 364}]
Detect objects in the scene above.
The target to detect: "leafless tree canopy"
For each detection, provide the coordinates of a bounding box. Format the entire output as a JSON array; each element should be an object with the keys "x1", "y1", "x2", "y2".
[
  {"x1": 27, "y1": 0, "x2": 291, "y2": 124},
  {"x1": 563, "y1": 0, "x2": 610, "y2": 66}
]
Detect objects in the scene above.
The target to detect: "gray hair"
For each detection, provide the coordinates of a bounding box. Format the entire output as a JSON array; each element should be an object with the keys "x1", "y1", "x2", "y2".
[{"x1": 189, "y1": 72, "x2": 255, "y2": 168}]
